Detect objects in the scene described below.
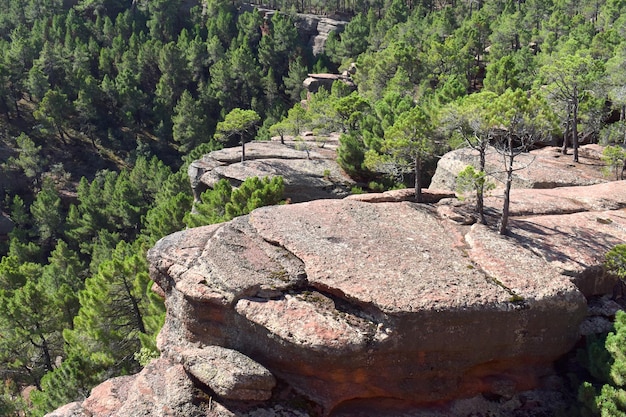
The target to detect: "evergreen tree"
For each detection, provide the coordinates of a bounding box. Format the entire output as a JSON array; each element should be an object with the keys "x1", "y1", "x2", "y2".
[
  {"x1": 33, "y1": 88, "x2": 73, "y2": 144},
  {"x1": 487, "y1": 89, "x2": 557, "y2": 234},
  {"x1": 172, "y1": 89, "x2": 208, "y2": 154},
  {"x1": 67, "y1": 240, "x2": 162, "y2": 377},
  {"x1": 40, "y1": 240, "x2": 84, "y2": 329},
  {"x1": 539, "y1": 50, "x2": 605, "y2": 161},
  {"x1": 30, "y1": 177, "x2": 63, "y2": 244},
  {"x1": 215, "y1": 108, "x2": 261, "y2": 162},
  {"x1": 365, "y1": 105, "x2": 435, "y2": 202},
  {"x1": 5, "y1": 133, "x2": 44, "y2": 189},
  {"x1": 0, "y1": 261, "x2": 63, "y2": 390},
  {"x1": 185, "y1": 176, "x2": 284, "y2": 228},
  {"x1": 283, "y1": 56, "x2": 309, "y2": 102}
]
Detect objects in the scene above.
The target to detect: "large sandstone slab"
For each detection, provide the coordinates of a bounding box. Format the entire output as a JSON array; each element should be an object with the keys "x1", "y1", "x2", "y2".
[
  {"x1": 147, "y1": 199, "x2": 589, "y2": 414},
  {"x1": 188, "y1": 140, "x2": 355, "y2": 203},
  {"x1": 465, "y1": 181, "x2": 626, "y2": 296},
  {"x1": 483, "y1": 180, "x2": 626, "y2": 217},
  {"x1": 180, "y1": 346, "x2": 276, "y2": 401},
  {"x1": 430, "y1": 145, "x2": 608, "y2": 191}
]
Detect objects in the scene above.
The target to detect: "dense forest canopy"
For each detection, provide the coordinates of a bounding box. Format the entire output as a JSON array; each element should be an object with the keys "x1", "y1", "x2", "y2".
[{"x1": 0, "y1": 0, "x2": 625, "y2": 415}]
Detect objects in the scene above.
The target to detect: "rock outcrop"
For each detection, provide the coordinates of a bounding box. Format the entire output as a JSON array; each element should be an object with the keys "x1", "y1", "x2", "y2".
[
  {"x1": 239, "y1": 8, "x2": 347, "y2": 56},
  {"x1": 48, "y1": 134, "x2": 626, "y2": 417},
  {"x1": 188, "y1": 137, "x2": 355, "y2": 202},
  {"x1": 293, "y1": 14, "x2": 347, "y2": 55},
  {"x1": 302, "y1": 73, "x2": 356, "y2": 95},
  {"x1": 429, "y1": 144, "x2": 607, "y2": 191},
  {"x1": 48, "y1": 176, "x2": 626, "y2": 417}
]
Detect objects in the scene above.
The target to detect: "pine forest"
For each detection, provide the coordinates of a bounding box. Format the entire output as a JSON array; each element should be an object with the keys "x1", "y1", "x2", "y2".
[{"x1": 0, "y1": 0, "x2": 626, "y2": 414}]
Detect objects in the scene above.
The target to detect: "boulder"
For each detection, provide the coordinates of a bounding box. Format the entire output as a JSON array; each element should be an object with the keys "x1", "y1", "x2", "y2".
[
  {"x1": 49, "y1": 177, "x2": 626, "y2": 416},
  {"x1": 146, "y1": 197, "x2": 594, "y2": 414},
  {"x1": 46, "y1": 357, "x2": 314, "y2": 417},
  {"x1": 187, "y1": 139, "x2": 355, "y2": 203},
  {"x1": 429, "y1": 145, "x2": 608, "y2": 192},
  {"x1": 303, "y1": 73, "x2": 355, "y2": 95},
  {"x1": 178, "y1": 346, "x2": 276, "y2": 401}
]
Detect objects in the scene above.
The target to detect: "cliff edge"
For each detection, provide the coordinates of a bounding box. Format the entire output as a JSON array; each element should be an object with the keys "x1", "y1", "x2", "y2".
[{"x1": 46, "y1": 179, "x2": 626, "y2": 416}]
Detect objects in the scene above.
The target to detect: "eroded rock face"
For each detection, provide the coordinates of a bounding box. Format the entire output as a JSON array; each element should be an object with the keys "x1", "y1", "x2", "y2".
[
  {"x1": 147, "y1": 198, "x2": 592, "y2": 414},
  {"x1": 188, "y1": 138, "x2": 355, "y2": 203},
  {"x1": 294, "y1": 14, "x2": 347, "y2": 55},
  {"x1": 49, "y1": 179, "x2": 626, "y2": 417},
  {"x1": 429, "y1": 145, "x2": 608, "y2": 191}
]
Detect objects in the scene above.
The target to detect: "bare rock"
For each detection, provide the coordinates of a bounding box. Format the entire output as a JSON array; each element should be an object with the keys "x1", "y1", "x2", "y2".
[
  {"x1": 148, "y1": 198, "x2": 588, "y2": 413},
  {"x1": 51, "y1": 176, "x2": 626, "y2": 416},
  {"x1": 47, "y1": 355, "x2": 311, "y2": 417},
  {"x1": 453, "y1": 181, "x2": 626, "y2": 297},
  {"x1": 180, "y1": 346, "x2": 276, "y2": 401},
  {"x1": 436, "y1": 204, "x2": 476, "y2": 224},
  {"x1": 579, "y1": 316, "x2": 615, "y2": 336},
  {"x1": 328, "y1": 387, "x2": 572, "y2": 417},
  {"x1": 188, "y1": 140, "x2": 355, "y2": 203},
  {"x1": 303, "y1": 74, "x2": 355, "y2": 94},
  {"x1": 430, "y1": 145, "x2": 608, "y2": 191},
  {"x1": 508, "y1": 208, "x2": 626, "y2": 296},
  {"x1": 50, "y1": 357, "x2": 212, "y2": 417},
  {"x1": 294, "y1": 14, "x2": 347, "y2": 56},
  {"x1": 80, "y1": 375, "x2": 134, "y2": 417},
  {"x1": 345, "y1": 188, "x2": 454, "y2": 203},
  {"x1": 483, "y1": 180, "x2": 626, "y2": 217},
  {"x1": 44, "y1": 402, "x2": 85, "y2": 417}
]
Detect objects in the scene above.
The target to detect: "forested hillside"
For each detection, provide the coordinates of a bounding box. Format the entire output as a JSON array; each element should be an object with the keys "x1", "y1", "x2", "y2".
[{"x1": 0, "y1": 0, "x2": 625, "y2": 415}]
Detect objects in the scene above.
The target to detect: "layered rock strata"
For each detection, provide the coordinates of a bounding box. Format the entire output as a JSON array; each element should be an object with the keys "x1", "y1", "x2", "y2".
[
  {"x1": 146, "y1": 198, "x2": 598, "y2": 415},
  {"x1": 188, "y1": 138, "x2": 355, "y2": 203},
  {"x1": 429, "y1": 145, "x2": 607, "y2": 191},
  {"x1": 47, "y1": 179, "x2": 626, "y2": 416}
]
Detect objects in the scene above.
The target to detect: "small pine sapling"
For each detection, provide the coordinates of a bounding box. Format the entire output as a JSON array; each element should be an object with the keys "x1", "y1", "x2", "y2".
[{"x1": 456, "y1": 165, "x2": 495, "y2": 224}]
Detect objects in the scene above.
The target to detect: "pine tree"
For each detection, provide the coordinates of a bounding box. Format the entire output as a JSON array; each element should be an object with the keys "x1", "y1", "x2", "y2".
[
  {"x1": 30, "y1": 177, "x2": 63, "y2": 244},
  {"x1": 172, "y1": 90, "x2": 207, "y2": 153},
  {"x1": 67, "y1": 240, "x2": 162, "y2": 376},
  {"x1": 215, "y1": 108, "x2": 261, "y2": 162},
  {"x1": 185, "y1": 177, "x2": 284, "y2": 228}
]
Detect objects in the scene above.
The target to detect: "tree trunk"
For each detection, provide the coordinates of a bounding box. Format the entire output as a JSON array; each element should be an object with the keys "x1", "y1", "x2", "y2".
[
  {"x1": 476, "y1": 185, "x2": 486, "y2": 224},
  {"x1": 40, "y1": 334, "x2": 54, "y2": 372},
  {"x1": 57, "y1": 125, "x2": 68, "y2": 145},
  {"x1": 622, "y1": 105, "x2": 626, "y2": 145},
  {"x1": 572, "y1": 95, "x2": 579, "y2": 163},
  {"x1": 13, "y1": 98, "x2": 20, "y2": 119},
  {"x1": 562, "y1": 109, "x2": 570, "y2": 155},
  {"x1": 499, "y1": 141, "x2": 514, "y2": 235},
  {"x1": 477, "y1": 147, "x2": 487, "y2": 224},
  {"x1": 122, "y1": 275, "x2": 146, "y2": 335},
  {"x1": 479, "y1": 146, "x2": 486, "y2": 173},
  {"x1": 414, "y1": 156, "x2": 422, "y2": 203},
  {"x1": 241, "y1": 133, "x2": 246, "y2": 162}
]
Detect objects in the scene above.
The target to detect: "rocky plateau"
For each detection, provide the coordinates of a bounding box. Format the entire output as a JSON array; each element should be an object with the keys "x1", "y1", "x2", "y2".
[{"x1": 47, "y1": 143, "x2": 626, "y2": 417}]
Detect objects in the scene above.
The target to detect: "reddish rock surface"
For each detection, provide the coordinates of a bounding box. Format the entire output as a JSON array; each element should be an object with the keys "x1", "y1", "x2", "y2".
[
  {"x1": 187, "y1": 139, "x2": 355, "y2": 203},
  {"x1": 145, "y1": 196, "x2": 601, "y2": 415},
  {"x1": 345, "y1": 188, "x2": 455, "y2": 203},
  {"x1": 429, "y1": 144, "x2": 608, "y2": 191},
  {"x1": 48, "y1": 179, "x2": 626, "y2": 417}
]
